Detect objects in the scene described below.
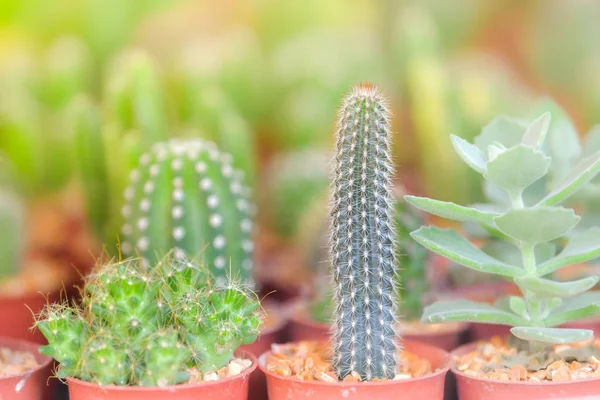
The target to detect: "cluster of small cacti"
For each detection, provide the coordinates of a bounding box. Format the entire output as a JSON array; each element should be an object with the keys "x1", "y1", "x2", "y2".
[
  {"x1": 120, "y1": 139, "x2": 255, "y2": 282},
  {"x1": 36, "y1": 254, "x2": 262, "y2": 386},
  {"x1": 329, "y1": 84, "x2": 399, "y2": 381}
]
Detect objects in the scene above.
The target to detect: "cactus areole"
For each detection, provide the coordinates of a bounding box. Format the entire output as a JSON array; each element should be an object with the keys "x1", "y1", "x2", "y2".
[
  {"x1": 330, "y1": 84, "x2": 400, "y2": 381},
  {"x1": 121, "y1": 139, "x2": 254, "y2": 282}
]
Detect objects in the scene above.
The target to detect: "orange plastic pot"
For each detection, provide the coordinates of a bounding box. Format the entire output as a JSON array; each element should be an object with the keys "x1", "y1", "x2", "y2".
[
  {"x1": 67, "y1": 352, "x2": 257, "y2": 400},
  {"x1": 0, "y1": 291, "x2": 61, "y2": 344},
  {"x1": 563, "y1": 315, "x2": 600, "y2": 334},
  {"x1": 239, "y1": 308, "x2": 287, "y2": 400},
  {"x1": 0, "y1": 337, "x2": 53, "y2": 400},
  {"x1": 259, "y1": 340, "x2": 451, "y2": 400},
  {"x1": 452, "y1": 342, "x2": 600, "y2": 400},
  {"x1": 289, "y1": 314, "x2": 468, "y2": 352}
]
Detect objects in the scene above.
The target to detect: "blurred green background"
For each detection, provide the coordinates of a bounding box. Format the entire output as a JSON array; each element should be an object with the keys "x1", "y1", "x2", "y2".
[{"x1": 1, "y1": 0, "x2": 599, "y2": 288}]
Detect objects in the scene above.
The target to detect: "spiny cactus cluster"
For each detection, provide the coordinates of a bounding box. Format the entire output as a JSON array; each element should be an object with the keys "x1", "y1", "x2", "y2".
[
  {"x1": 36, "y1": 255, "x2": 262, "y2": 386},
  {"x1": 121, "y1": 139, "x2": 255, "y2": 282},
  {"x1": 330, "y1": 84, "x2": 399, "y2": 381}
]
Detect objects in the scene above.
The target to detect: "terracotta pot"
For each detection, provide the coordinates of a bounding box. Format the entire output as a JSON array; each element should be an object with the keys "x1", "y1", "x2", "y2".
[
  {"x1": 563, "y1": 315, "x2": 600, "y2": 334},
  {"x1": 259, "y1": 340, "x2": 451, "y2": 400},
  {"x1": 67, "y1": 352, "x2": 257, "y2": 400},
  {"x1": 403, "y1": 323, "x2": 469, "y2": 352},
  {"x1": 288, "y1": 314, "x2": 330, "y2": 342},
  {"x1": 239, "y1": 307, "x2": 287, "y2": 400},
  {"x1": 289, "y1": 313, "x2": 468, "y2": 352},
  {"x1": 0, "y1": 337, "x2": 53, "y2": 400},
  {"x1": 469, "y1": 323, "x2": 512, "y2": 341},
  {"x1": 452, "y1": 342, "x2": 600, "y2": 400},
  {"x1": 0, "y1": 291, "x2": 60, "y2": 344}
]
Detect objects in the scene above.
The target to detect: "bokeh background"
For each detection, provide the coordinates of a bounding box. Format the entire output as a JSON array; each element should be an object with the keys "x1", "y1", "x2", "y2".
[{"x1": 1, "y1": 0, "x2": 599, "y2": 295}]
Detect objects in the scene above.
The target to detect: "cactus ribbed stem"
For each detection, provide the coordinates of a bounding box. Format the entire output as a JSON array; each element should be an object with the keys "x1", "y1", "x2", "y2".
[
  {"x1": 121, "y1": 139, "x2": 254, "y2": 282},
  {"x1": 330, "y1": 84, "x2": 399, "y2": 381}
]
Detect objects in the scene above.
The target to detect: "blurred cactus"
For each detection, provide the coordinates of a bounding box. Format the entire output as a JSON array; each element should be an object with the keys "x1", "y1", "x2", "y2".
[
  {"x1": 0, "y1": 187, "x2": 25, "y2": 279},
  {"x1": 330, "y1": 84, "x2": 399, "y2": 381},
  {"x1": 105, "y1": 51, "x2": 169, "y2": 145},
  {"x1": 36, "y1": 36, "x2": 92, "y2": 109},
  {"x1": 394, "y1": 189, "x2": 429, "y2": 320},
  {"x1": 265, "y1": 148, "x2": 330, "y2": 238},
  {"x1": 36, "y1": 255, "x2": 262, "y2": 386},
  {"x1": 121, "y1": 139, "x2": 255, "y2": 282}
]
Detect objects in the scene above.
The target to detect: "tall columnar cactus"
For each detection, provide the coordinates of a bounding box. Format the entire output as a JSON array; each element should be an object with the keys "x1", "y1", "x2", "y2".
[
  {"x1": 121, "y1": 139, "x2": 254, "y2": 281},
  {"x1": 36, "y1": 255, "x2": 262, "y2": 386},
  {"x1": 330, "y1": 84, "x2": 399, "y2": 381},
  {"x1": 0, "y1": 188, "x2": 25, "y2": 279}
]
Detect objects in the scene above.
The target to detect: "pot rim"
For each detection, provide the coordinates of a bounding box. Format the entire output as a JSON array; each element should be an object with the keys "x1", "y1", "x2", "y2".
[
  {"x1": 260, "y1": 304, "x2": 288, "y2": 335},
  {"x1": 65, "y1": 350, "x2": 257, "y2": 392},
  {"x1": 451, "y1": 341, "x2": 600, "y2": 386},
  {"x1": 0, "y1": 337, "x2": 53, "y2": 381},
  {"x1": 258, "y1": 340, "x2": 451, "y2": 388}
]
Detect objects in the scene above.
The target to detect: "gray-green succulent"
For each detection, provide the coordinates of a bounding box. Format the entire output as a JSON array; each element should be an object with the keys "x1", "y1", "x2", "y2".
[{"x1": 408, "y1": 111, "x2": 600, "y2": 346}]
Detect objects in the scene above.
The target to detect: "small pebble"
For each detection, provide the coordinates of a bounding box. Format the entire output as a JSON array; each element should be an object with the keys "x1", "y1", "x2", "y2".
[{"x1": 393, "y1": 373, "x2": 411, "y2": 380}]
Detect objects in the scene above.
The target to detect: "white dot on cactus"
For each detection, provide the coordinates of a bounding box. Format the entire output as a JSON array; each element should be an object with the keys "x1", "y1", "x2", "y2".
[
  {"x1": 121, "y1": 204, "x2": 131, "y2": 217},
  {"x1": 174, "y1": 248, "x2": 186, "y2": 260},
  {"x1": 221, "y1": 164, "x2": 233, "y2": 177},
  {"x1": 209, "y1": 149, "x2": 219, "y2": 161},
  {"x1": 144, "y1": 181, "x2": 154, "y2": 194},
  {"x1": 195, "y1": 162, "x2": 207, "y2": 173},
  {"x1": 173, "y1": 177, "x2": 183, "y2": 188},
  {"x1": 210, "y1": 214, "x2": 222, "y2": 228},
  {"x1": 137, "y1": 237, "x2": 149, "y2": 251},
  {"x1": 137, "y1": 217, "x2": 149, "y2": 231},
  {"x1": 140, "y1": 153, "x2": 151, "y2": 165},
  {"x1": 173, "y1": 227, "x2": 185, "y2": 241},
  {"x1": 207, "y1": 195, "x2": 219, "y2": 208},
  {"x1": 140, "y1": 199, "x2": 151, "y2": 212},
  {"x1": 354, "y1": 118, "x2": 358, "y2": 126},
  {"x1": 122, "y1": 224, "x2": 132, "y2": 235},
  {"x1": 171, "y1": 158, "x2": 183, "y2": 171},
  {"x1": 124, "y1": 187, "x2": 134, "y2": 201},
  {"x1": 240, "y1": 219, "x2": 252, "y2": 232},
  {"x1": 214, "y1": 256, "x2": 225, "y2": 269},
  {"x1": 173, "y1": 189, "x2": 184, "y2": 202},
  {"x1": 213, "y1": 235, "x2": 226, "y2": 249},
  {"x1": 242, "y1": 240, "x2": 254, "y2": 252},
  {"x1": 237, "y1": 199, "x2": 248, "y2": 211},
  {"x1": 149, "y1": 164, "x2": 160, "y2": 177},
  {"x1": 121, "y1": 242, "x2": 132, "y2": 254},
  {"x1": 130, "y1": 169, "x2": 140, "y2": 182},
  {"x1": 200, "y1": 178, "x2": 212, "y2": 190},
  {"x1": 242, "y1": 259, "x2": 252, "y2": 270}
]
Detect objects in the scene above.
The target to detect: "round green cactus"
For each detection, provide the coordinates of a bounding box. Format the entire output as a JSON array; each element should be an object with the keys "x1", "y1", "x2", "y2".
[
  {"x1": 120, "y1": 139, "x2": 255, "y2": 281},
  {"x1": 36, "y1": 255, "x2": 262, "y2": 386}
]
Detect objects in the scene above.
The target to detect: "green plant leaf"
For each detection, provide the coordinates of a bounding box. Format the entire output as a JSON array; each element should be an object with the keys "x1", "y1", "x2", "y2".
[
  {"x1": 421, "y1": 300, "x2": 527, "y2": 325},
  {"x1": 404, "y1": 196, "x2": 498, "y2": 225},
  {"x1": 538, "y1": 152, "x2": 600, "y2": 206},
  {"x1": 545, "y1": 292, "x2": 600, "y2": 326},
  {"x1": 522, "y1": 112, "x2": 551, "y2": 149},
  {"x1": 537, "y1": 227, "x2": 600, "y2": 276},
  {"x1": 514, "y1": 276, "x2": 599, "y2": 300},
  {"x1": 484, "y1": 145, "x2": 551, "y2": 195},
  {"x1": 410, "y1": 227, "x2": 521, "y2": 277},
  {"x1": 510, "y1": 327, "x2": 593, "y2": 344},
  {"x1": 494, "y1": 207, "x2": 580, "y2": 245},
  {"x1": 450, "y1": 134, "x2": 487, "y2": 173},
  {"x1": 475, "y1": 116, "x2": 527, "y2": 152}
]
